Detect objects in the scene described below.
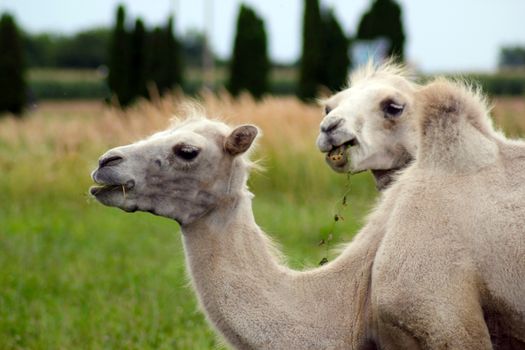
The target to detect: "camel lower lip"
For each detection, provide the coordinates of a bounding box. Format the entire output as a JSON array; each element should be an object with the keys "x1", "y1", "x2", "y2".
[
  {"x1": 89, "y1": 180, "x2": 135, "y2": 196},
  {"x1": 89, "y1": 184, "x2": 121, "y2": 196}
]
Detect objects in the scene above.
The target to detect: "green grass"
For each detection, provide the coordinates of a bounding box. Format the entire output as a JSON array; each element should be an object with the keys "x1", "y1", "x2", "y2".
[{"x1": 0, "y1": 113, "x2": 377, "y2": 348}]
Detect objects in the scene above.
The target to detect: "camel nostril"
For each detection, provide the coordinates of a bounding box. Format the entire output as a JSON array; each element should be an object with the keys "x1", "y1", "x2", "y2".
[
  {"x1": 321, "y1": 118, "x2": 343, "y2": 133},
  {"x1": 99, "y1": 155, "x2": 123, "y2": 168}
]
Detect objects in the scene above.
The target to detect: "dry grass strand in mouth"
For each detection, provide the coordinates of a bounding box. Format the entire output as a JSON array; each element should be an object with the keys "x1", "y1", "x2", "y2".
[{"x1": 89, "y1": 185, "x2": 123, "y2": 197}]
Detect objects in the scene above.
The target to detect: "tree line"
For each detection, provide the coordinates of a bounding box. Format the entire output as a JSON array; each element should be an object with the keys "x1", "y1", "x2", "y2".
[
  {"x1": 106, "y1": 6, "x2": 183, "y2": 106},
  {"x1": 0, "y1": 0, "x2": 407, "y2": 114}
]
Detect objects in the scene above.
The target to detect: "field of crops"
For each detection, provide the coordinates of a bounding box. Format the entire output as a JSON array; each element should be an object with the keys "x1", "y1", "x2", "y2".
[
  {"x1": 1, "y1": 93, "x2": 524, "y2": 349},
  {"x1": 27, "y1": 67, "x2": 299, "y2": 100}
]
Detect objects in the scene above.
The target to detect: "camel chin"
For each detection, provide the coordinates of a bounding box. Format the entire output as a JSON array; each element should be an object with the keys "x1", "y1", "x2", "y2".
[{"x1": 90, "y1": 186, "x2": 133, "y2": 211}]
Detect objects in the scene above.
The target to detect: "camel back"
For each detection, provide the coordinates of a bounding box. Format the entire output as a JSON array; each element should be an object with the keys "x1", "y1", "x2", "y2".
[{"x1": 415, "y1": 79, "x2": 499, "y2": 171}]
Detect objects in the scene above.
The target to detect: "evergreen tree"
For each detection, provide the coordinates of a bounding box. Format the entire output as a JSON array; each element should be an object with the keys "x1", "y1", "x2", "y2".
[
  {"x1": 162, "y1": 16, "x2": 183, "y2": 92},
  {"x1": 107, "y1": 5, "x2": 133, "y2": 106},
  {"x1": 319, "y1": 9, "x2": 350, "y2": 91},
  {"x1": 145, "y1": 27, "x2": 164, "y2": 95},
  {"x1": 298, "y1": 0, "x2": 322, "y2": 100},
  {"x1": 0, "y1": 14, "x2": 26, "y2": 115},
  {"x1": 356, "y1": 0, "x2": 405, "y2": 60},
  {"x1": 145, "y1": 17, "x2": 183, "y2": 95},
  {"x1": 228, "y1": 4, "x2": 269, "y2": 98},
  {"x1": 130, "y1": 18, "x2": 147, "y2": 99}
]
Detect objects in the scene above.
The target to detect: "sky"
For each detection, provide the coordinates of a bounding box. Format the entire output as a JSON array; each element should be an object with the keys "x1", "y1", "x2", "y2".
[{"x1": 2, "y1": 0, "x2": 525, "y2": 73}]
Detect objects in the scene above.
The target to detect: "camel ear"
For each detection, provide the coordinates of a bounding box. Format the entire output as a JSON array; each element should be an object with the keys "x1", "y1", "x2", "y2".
[{"x1": 224, "y1": 125, "x2": 258, "y2": 156}]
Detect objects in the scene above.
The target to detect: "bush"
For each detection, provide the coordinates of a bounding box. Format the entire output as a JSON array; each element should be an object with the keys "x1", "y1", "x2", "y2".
[
  {"x1": 470, "y1": 74, "x2": 525, "y2": 96},
  {"x1": 55, "y1": 28, "x2": 110, "y2": 68},
  {"x1": 29, "y1": 80, "x2": 110, "y2": 100}
]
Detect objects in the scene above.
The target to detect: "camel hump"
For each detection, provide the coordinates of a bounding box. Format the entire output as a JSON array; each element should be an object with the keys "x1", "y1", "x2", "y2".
[{"x1": 415, "y1": 78, "x2": 499, "y2": 170}]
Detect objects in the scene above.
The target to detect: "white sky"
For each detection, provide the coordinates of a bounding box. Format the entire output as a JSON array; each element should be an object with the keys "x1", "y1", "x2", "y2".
[{"x1": 2, "y1": 0, "x2": 525, "y2": 73}]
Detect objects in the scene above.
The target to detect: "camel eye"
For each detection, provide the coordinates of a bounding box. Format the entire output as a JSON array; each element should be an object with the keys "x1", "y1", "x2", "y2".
[
  {"x1": 382, "y1": 99, "x2": 405, "y2": 118},
  {"x1": 324, "y1": 105, "x2": 332, "y2": 115},
  {"x1": 173, "y1": 144, "x2": 200, "y2": 161}
]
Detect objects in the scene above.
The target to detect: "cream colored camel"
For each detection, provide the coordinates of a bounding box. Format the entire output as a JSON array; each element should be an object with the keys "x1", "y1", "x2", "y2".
[
  {"x1": 90, "y1": 117, "x2": 387, "y2": 349},
  {"x1": 317, "y1": 62, "x2": 525, "y2": 348},
  {"x1": 90, "y1": 85, "x2": 525, "y2": 348}
]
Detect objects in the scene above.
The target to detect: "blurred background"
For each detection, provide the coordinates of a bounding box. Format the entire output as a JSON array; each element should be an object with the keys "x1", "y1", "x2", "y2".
[{"x1": 1, "y1": 0, "x2": 525, "y2": 349}]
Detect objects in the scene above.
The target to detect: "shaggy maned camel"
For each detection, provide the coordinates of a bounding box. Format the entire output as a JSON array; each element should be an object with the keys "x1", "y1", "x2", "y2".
[
  {"x1": 317, "y1": 63, "x2": 525, "y2": 348},
  {"x1": 317, "y1": 61, "x2": 418, "y2": 190},
  {"x1": 90, "y1": 82, "x2": 524, "y2": 348}
]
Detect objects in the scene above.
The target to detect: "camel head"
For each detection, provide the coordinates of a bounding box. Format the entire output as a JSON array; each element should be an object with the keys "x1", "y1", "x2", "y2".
[
  {"x1": 317, "y1": 61, "x2": 418, "y2": 190},
  {"x1": 90, "y1": 117, "x2": 258, "y2": 226}
]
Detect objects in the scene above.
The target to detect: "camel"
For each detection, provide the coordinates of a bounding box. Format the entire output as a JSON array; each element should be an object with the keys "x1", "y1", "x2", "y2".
[
  {"x1": 90, "y1": 116, "x2": 387, "y2": 349},
  {"x1": 89, "y1": 82, "x2": 525, "y2": 348},
  {"x1": 317, "y1": 62, "x2": 525, "y2": 348}
]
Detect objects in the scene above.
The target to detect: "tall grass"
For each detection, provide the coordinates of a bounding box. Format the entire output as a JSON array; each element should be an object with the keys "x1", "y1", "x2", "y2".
[{"x1": 1, "y1": 93, "x2": 523, "y2": 349}]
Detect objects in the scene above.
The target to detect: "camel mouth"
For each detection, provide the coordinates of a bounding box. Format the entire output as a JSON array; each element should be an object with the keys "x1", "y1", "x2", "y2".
[
  {"x1": 325, "y1": 140, "x2": 356, "y2": 173},
  {"x1": 89, "y1": 184, "x2": 122, "y2": 196},
  {"x1": 89, "y1": 180, "x2": 135, "y2": 197}
]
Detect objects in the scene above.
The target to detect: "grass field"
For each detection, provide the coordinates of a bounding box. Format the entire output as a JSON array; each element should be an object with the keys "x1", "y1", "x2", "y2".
[{"x1": 1, "y1": 94, "x2": 524, "y2": 349}]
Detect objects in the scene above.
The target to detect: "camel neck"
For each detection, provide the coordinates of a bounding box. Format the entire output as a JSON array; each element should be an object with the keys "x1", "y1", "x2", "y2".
[
  {"x1": 181, "y1": 192, "x2": 378, "y2": 349},
  {"x1": 182, "y1": 193, "x2": 284, "y2": 283}
]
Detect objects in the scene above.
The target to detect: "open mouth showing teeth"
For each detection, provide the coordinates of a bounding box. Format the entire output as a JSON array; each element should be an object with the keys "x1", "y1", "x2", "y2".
[{"x1": 325, "y1": 139, "x2": 358, "y2": 171}]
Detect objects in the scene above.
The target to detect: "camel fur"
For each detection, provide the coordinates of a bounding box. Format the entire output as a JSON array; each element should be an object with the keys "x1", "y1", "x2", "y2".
[{"x1": 370, "y1": 79, "x2": 525, "y2": 349}]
